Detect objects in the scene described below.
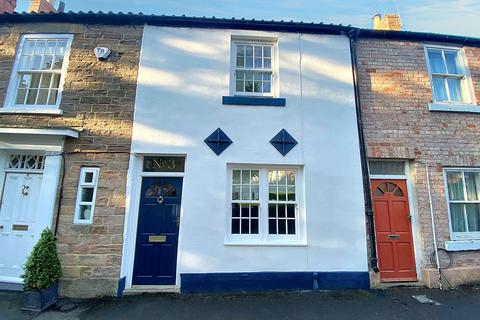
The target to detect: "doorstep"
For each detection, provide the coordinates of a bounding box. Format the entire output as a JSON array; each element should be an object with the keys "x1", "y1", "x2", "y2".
[{"x1": 123, "y1": 285, "x2": 180, "y2": 295}]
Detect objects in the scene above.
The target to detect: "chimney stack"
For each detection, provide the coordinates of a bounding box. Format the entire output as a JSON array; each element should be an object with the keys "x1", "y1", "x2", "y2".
[
  {"x1": 29, "y1": 0, "x2": 62, "y2": 13},
  {"x1": 0, "y1": 0, "x2": 16, "y2": 13},
  {"x1": 372, "y1": 14, "x2": 402, "y2": 31}
]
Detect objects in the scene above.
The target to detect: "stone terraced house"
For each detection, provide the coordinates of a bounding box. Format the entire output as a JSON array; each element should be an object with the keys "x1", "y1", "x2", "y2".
[{"x1": 0, "y1": 8, "x2": 479, "y2": 298}]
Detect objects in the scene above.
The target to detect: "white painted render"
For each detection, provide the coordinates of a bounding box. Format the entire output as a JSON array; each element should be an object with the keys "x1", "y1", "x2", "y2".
[{"x1": 122, "y1": 25, "x2": 368, "y2": 287}]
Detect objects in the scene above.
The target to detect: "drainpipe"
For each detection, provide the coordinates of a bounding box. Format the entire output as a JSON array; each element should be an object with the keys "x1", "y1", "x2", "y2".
[{"x1": 348, "y1": 30, "x2": 379, "y2": 272}]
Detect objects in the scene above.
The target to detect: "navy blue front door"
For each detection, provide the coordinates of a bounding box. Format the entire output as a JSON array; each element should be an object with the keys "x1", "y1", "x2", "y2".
[{"x1": 132, "y1": 177, "x2": 183, "y2": 285}]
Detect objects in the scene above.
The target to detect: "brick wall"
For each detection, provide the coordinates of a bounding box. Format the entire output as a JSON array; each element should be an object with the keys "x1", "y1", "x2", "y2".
[
  {"x1": 357, "y1": 39, "x2": 480, "y2": 285},
  {"x1": 0, "y1": 0, "x2": 16, "y2": 13},
  {"x1": 0, "y1": 22, "x2": 142, "y2": 297}
]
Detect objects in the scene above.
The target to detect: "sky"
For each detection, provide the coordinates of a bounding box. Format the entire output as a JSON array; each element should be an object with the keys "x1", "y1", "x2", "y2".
[{"x1": 16, "y1": 0, "x2": 480, "y2": 38}]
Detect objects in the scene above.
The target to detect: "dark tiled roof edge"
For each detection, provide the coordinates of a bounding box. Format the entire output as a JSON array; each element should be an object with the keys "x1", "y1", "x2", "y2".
[{"x1": 0, "y1": 11, "x2": 479, "y2": 47}]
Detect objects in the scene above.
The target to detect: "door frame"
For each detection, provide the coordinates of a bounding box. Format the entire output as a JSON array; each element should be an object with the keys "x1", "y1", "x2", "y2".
[
  {"x1": 121, "y1": 154, "x2": 186, "y2": 290},
  {"x1": 370, "y1": 161, "x2": 423, "y2": 282}
]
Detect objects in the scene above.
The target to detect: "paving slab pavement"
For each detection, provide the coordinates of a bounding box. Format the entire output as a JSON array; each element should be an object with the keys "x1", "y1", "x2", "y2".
[{"x1": 1, "y1": 287, "x2": 480, "y2": 320}]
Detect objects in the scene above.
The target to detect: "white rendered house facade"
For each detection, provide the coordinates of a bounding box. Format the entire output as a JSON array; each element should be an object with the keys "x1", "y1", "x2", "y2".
[{"x1": 120, "y1": 24, "x2": 369, "y2": 292}]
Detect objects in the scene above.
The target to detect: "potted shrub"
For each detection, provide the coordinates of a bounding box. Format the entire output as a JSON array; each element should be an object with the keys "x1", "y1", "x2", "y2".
[{"x1": 22, "y1": 228, "x2": 62, "y2": 312}]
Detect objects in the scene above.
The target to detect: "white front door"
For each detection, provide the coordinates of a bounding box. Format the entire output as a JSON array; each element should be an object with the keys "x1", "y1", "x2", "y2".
[{"x1": 0, "y1": 172, "x2": 43, "y2": 281}]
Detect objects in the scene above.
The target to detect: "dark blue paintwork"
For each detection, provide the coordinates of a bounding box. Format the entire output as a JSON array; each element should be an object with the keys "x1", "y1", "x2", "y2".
[
  {"x1": 222, "y1": 96, "x2": 286, "y2": 106},
  {"x1": 204, "y1": 128, "x2": 233, "y2": 155},
  {"x1": 180, "y1": 271, "x2": 369, "y2": 293},
  {"x1": 270, "y1": 129, "x2": 298, "y2": 156},
  {"x1": 132, "y1": 177, "x2": 183, "y2": 285},
  {"x1": 117, "y1": 277, "x2": 126, "y2": 297}
]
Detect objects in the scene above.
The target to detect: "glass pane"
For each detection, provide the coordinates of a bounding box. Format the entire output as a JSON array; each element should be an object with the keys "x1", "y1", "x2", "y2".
[
  {"x1": 24, "y1": 40, "x2": 35, "y2": 55},
  {"x1": 53, "y1": 56, "x2": 64, "y2": 70},
  {"x1": 19, "y1": 56, "x2": 31, "y2": 70},
  {"x1": 264, "y1": 58, "x2": 271, "y2": 69},
  {"x1": 269, "y1": 186, "x2": 277, "y2": 201},
  {"x1": 255, "y1": 58, "x2": 262, "y2": 68},
  {"x1": 428, "y1": 50, "x2": 446, "y2": 74},
  {"x1": 241, "y1": 186, "x2": 250, "y2": 200},
  {"x1": 447, "y1": 78, "x2": 462, "y2": 102},
  {"x1": 79, "y1": 205, "x2": 92, "y2": 220},
  {"x1": 232, "y1": 170, "x2": 241, "y2": 184},
  {"x1": 269, "y1": 219, "x2": 277, "y2": 234},
  {"x1": 56, "y1": 40, "x2": 67, "y2": 56},
  {"x1": 241, "y1": 204, "x2": 249, "y2": 217},
  {"x1": 253, "y1": 81, "x2": 260, "y2": 92},
  {"x1": 84, "y1": 172, "x2": 94, "y2": 183},
  {"x1": 251, "y1": 204, "x2": 259, "y2": 217},
  {"x1": 26, "y1": 89, "x2": 38, "y2": 104},
  {"x1": 287, "y1": 171, "x2": 295, "y2": 185},
  {"x1": 278, "y1": 171, "x2": 287, "y2": 185},
  {"x1": 231, "y1": 219, "x2": 240, "y2": 234},
  {"x1": 278, "y1": 204, "x2": 286, "y2": 217},
  {"x1": 251, "y1": 185, "x2": 259, "y2": 201},
  {"x1": 45, "y1": 41, "x2": 56, "y2": 55},
  {"x1": 30, "y1": 73, "x2": 41, "y2": 88},
  {"x1": 251, "y1": 219, "x2": 259, "y2": 234},
  {"x1": 432, "y1": 77, "x2": 448, "y2": 101},
  {"x1": 287, "y1": 220, "x2": 296, "y2": 235},
  {"x1": 268, "y1": 171, "x2": 277, "y2": 185},
  {"x1": 232, "y1": 203, "x2": 240, "y2": 217},
  {"x1": 232, "y1": 185, "x2": 240, "y2": 200},
  {"x1": 466, "y1": 204, "x2": 480, "y2": 232},
  {"x1": 236, "y1": 80, "x2": 244, "y2": 92},
  {"x1": 31, "y1": 55, "x2": 42, "y2": 70},
  {"x1": 245, "y1": 46, "x2": 253, "y2": 68},
  {"x1": 36, "y1": 89, "x2": 48, "y2": 105},
  {"x1": 19, "y1": 74, "x2": 31, "y2": 89},
  {"x1": 236, "y1": 57, "x2": 244, "y2": 68},
  {"x1": 34, "y1": 40, "x2": 46, "y2": 55},
  {"x1": 287, "y1": 186, "x2": 296, "y2": 201},
  {"x1": 264, "y1": 46, "x2": 271, "y2": 58},
  {"x1": 251, "y1": 170, "x2": 259, "y2": 184},
  {"x1": 287, "y1": 204, "x2": 295, "y2": 218},
  {"x1": 368, "y1": 161, "x2": 405, "y2": 175},
  {"x1": 444, "y1": 51, "x2": 460, "y2": 74},
  {"x1": 47, "y1": 90, "x2": 58, "y2": 105},
  {"x1": 40, "y1": 73, "x2": 52, "y2": 88},
  {"x1": 254, "y1": 46, "x2": 262, "y2": 58},
  {"x1": 450, "y1": 203, "x2": 466, "y2": 232},
  {"x1": 278, "y1": 186, "x2": 287, "y2": 201},
  {"x1": 262, "y1": 81, "x2": 271, "y2": 93},
  {"x1": 464, "y1": 172, "x2": 480, "y2": 201},
  {"x1": 241, "y1": 170, "x2": 249, "y2": 184},
  {"x1": 446, "y1": 172, "x2": 465, "y2": 201},
  {"x1": 81, "y1": 187, "x2": 94, "y2": 202},
  {"x1": 245, "y1": 81, "x2": 253, "y2": 92},
  {"x1": 41, "y1": 55, "x2": 53, "y2": 70},
  {"x1": 278, "y1": 219, "x2": 286, "y2": 234},
  {"x1": 268, "y1": 204, "x2": 276, "y2": 217},
  {"x1": 15, "y1": 89, "x2": 27, "y2": 104},
  {"x1": 51, "y1": 74, "x2": 61, "y2": 89},
  {"x1": 241, "y1": 219, "x2": 249, "y2": 234}
]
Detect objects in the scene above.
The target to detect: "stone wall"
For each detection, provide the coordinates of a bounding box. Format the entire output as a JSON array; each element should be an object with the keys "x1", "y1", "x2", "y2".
[
  {"x1": 0, "y1": 22, "x2": 142, "y2": 297},
  {"x1": 357, "y1": 38, "x2": 480, "y2": 287}
]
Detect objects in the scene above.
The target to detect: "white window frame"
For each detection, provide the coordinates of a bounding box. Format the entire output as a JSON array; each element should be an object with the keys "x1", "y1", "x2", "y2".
[
  {"x1": 225, "y1": 165, "x2": 306, "y2": 246},
  {"x1": 3, "y1": 33, "x2": 73, "y2": 114},
  {"x1": 424, "y1": 44, "x2": 476, "y2": 107},
  {"x1": 229, "y1": 36, "x2": 279, "y2": 98},
  {"x1": 73, "y1": 167, "x2": 100, "y2": 224},
  {"x1": 444, "y1": 168, "x2": 480, "y2": 240}
]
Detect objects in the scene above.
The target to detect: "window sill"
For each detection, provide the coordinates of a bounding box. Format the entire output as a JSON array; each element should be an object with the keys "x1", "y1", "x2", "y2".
[
  {"x1": 445, "y1": 240, "x2": 480, "y2": 251},
  {"x1": 224, "y1": 240, "x2": 307, "y2": 247},
  {"x1": 428, "y1": 102, "x2": 480, "y2": 113},
  {"x1": 222, "y1": 96, "x2": 286, "y2": 107},
  {"x1": 0, "y1": 107, "x2": 63, "y2": 115}
]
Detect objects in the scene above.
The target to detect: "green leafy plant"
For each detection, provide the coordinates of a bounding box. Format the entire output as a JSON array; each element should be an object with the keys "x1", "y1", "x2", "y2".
[{"x1": 22, "y1": 228, "x2": 61, "y2": 291}]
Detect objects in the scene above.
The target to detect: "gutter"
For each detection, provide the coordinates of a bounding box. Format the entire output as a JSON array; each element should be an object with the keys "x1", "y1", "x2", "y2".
[{"x1": 347, "y1": 29, "x2": 379, "y2": 272}]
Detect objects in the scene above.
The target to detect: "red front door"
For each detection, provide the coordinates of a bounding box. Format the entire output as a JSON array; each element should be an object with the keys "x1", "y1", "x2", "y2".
[{"x1": 371, "y1": 179, "x2": 417, "y2": 282}]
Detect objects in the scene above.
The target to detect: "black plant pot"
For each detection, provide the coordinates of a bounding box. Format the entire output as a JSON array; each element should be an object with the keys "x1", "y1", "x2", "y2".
[{"x1": 22, "y1": 282, "x2": 59, "y2": 312}]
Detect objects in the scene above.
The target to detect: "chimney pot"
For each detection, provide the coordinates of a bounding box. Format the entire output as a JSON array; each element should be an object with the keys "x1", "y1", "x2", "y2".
[
  {"x1": 0, "y1": 0, "x2": 16, "y2": 13},
  {"x1": 29, "y1": 0, "x2": 61, "y2": 13}
]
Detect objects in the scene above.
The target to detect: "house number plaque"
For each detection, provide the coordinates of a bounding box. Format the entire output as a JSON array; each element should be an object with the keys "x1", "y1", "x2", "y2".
[
  {"x1": 143, "y1": 156, "x2": 185, "y2": 172},
  {"x1": 149, "y1": 235, "x2": 167, "y2": 243}
]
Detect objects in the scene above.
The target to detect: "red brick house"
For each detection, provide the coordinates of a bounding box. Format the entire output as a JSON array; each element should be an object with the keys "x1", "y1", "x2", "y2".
[{"x1": 355, "y1": 14, "x2": 480, "y2": 288}]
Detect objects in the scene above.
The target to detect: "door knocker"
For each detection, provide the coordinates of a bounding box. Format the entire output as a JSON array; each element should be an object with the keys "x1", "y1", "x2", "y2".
[
  {"x1": 156, "y1": 195, "x2": 164, "y2": 204},
  {"x1": 21, "y1": 185, "x2": 29, "y2": 197}
]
